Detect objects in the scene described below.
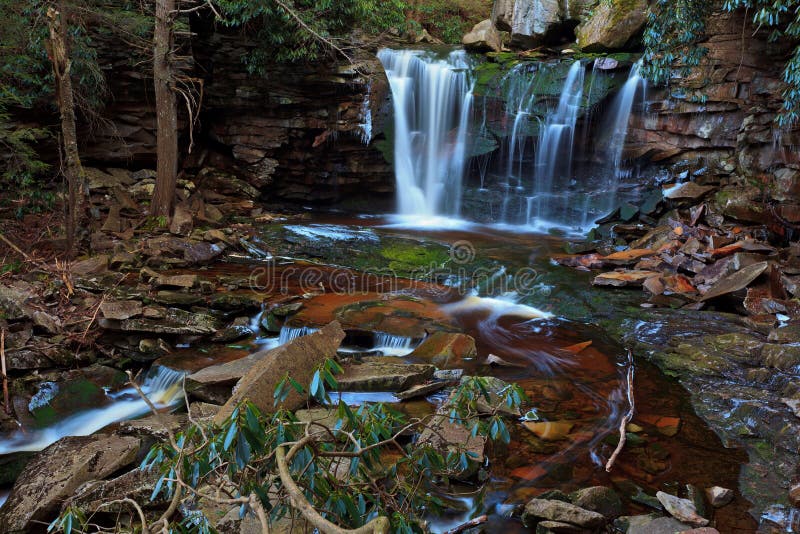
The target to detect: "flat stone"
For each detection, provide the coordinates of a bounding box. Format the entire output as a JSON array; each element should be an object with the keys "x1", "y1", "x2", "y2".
[
  {"x1": 626, "y1": 515, "x2": 693, "y2": 534},
  {"x1": 212, "y1": 322, "x2": 345, "y2": 424},
  {"x1": 395, "y1": 380, "x2": 448, "y2": 400},
  {"x1": 154, "y1": 274, "x2": 199, "y2": 289},
  {"x1": 0, "y1": 283, "x2": 34, "y2": 321},
  {"x1": 522, "y1": 499, "x2": 606, "y2": 529},
  {"x1": 535, "y1": 520, "x2": 589, "y2": 533},
  {"x1": 664, "y1": 182, "x2": 715, "y2": 200},
  {"x1": 337, "y1": 360, "x2": 434, "y2": 392},
  {"x1": 99, "y1": 307, "x2": 219, "y2": 335},
  {"x1": 656, "y1": 491, "x2": 709, "y2": 527},
  {"x1": 66, "y1": 467, "x2": 165, "y2": 514},
  {"x1": 100, "y1": 300, "x2": 143, "y2": 321},
  {"x1": 71, "y1": 255, "x2": 110, "y2": 276},
  {"x1": 0, "y1": 434, "x2": 140, "y2": 533}
]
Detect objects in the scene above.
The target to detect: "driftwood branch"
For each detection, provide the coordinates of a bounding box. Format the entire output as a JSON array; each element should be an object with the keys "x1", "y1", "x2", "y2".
[{"x1": 606, "y1": 349, "x2": 635, "y2": 472}]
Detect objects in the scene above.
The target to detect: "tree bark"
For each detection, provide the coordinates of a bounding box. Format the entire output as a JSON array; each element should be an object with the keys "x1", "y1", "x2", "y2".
[
  {"x1": 47, "y1": 3, "x2": 86, "y2": 257},
  {"x1": 150, "y1": 0, "x2": 178, "y2": 218}
]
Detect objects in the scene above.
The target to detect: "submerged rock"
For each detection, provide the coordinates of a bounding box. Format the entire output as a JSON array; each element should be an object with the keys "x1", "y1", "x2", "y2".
[
  {"x1": 408, "y1": 331, "x2": 477, "y2": 368},
  {"x1": 0, "y1": 434, "x2": 140, "y2": 533}
]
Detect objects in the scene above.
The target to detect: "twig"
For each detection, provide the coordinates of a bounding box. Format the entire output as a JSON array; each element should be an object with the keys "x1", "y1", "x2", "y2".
[
  {"x1": 605, "y1": 349, "x2": 635, "y2": 472},
  {"x1": 1, "y1": 329, "x2": 9, "y2": 415},
  {"x1": 0, "y1": 231, "x2": 32, "y2": 261},
  {"x1": 443, "y1": 515, "x2": 488, "y2": 534}
]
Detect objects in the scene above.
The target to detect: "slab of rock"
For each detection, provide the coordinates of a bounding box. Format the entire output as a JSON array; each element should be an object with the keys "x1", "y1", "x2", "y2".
[
  {"x1": 462, "y1": 19, "x2": 502, "y2": 52},
  {"x1": 408, "y1": 331, "x2": 477, "y2": 368},
  {"x1": 169, "y1": 203, "x2": 194, "y2": 236},
  {"x1": 67, "y1": 467, "x2": 165, "y2": 513},
  {"x1": 700, "y1": 261, "x2": 768, "y2": 301},
  {"x1": 570, "y1": 486, "x2": 623, "y2": 519},
  {"x1": 576, "y1": 0, "x2": 646, "y2": 51},
  {"x1": 535, "y1": 520, "x2": 588, "y2": 533},
  {"x1": 155, "y1": 274, "x2": 199, "y2": 289},
  {"x1": 0, "y1": 282, "x2": 35, "y2": 320},
  {"x1": 593, "y1": 270, "x2": 660, "y2": 287},
  {"x1": 337, "y1": 360, "x2": 434, "y2": 392},
  {"x1": 664, "y1": 182, "x2": 715, "y2": 200},
  {"x1": 213, "y1": 321, "x2": 345, "y2": 424},
  {"x1": 0, "y1": 434, "x2": 140, "y2": 533},
  {"x1": 621, "y1": 515, "x2": 693, "y2": 534},
  {"x1": 395, "y1": 380, "x2": 448, "y2": 400},
  {"x1": 71, "y1": 255, "x2": 110, "y2": 276},
  {"x1": 656, "y1": 491, "x2": 709, "y2": 527},
  {"x1": 522, "y1": 498, "x2": 606, "y2": 529},
  {"x1": 100, "y1": 307, "x2": 220, "y2": 335},
  {"x1": 187, "y1": 350, "x2": 272, "y2": 403},
  {"x1": 100, "y1": 300, "x2": 143, "y2": 320}
]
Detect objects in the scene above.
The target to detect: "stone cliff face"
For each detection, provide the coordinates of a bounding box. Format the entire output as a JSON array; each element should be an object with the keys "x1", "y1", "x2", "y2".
[
  {"x1": 75, "y1": 21, "x2": 394, "y2": 205},
  {"x1": 627, "y1": 9, "x2": 800, "y2": 193}
]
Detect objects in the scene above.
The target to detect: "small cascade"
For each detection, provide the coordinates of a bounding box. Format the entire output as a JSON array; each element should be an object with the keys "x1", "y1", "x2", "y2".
[
  {"x1": 528, "y1": 61, "x2": 585, "y2": 226},
  {"x1": 373, "y1": 332, "x2": 416, "y2": 356},
  {"x1": 378, "y1": 48, "x2": 474, "y2": 220},
  {"x1": 278, "y1": 325, "x2": 318, "y2": 344},
  {"x1": 0, "y1": 365, "x2": 185, "y2": 454}
]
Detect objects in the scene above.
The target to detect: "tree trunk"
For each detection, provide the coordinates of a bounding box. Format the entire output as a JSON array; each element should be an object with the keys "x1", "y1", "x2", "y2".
[
  {"x1": 47, "y1": 3, "x2": 86, "y2": 257},
  {"x1": 150, "y1": 0, "x2": 178, "y2": 218}
]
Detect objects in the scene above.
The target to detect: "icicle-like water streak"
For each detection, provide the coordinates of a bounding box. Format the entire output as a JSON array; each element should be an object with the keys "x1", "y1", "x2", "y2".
[
  {"x1": 373, "y1": 332, "x2": 417, "y2": 356},
  {"x1": 529, "y1": 61, "x2": 585, "y2": 225},
  {"x1": 0, "y1": 366, "x2": 185, "y2": 454},
  {"x1": 378, "y1": 49, "x2": 474, "y2": 218},
  {"x1": 606, "y1": 60, "x2": 645, "y2": 176}
]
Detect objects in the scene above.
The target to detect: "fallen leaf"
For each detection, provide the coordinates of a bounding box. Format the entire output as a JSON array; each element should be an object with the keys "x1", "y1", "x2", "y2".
[
  {"x1": 562, "y1": 340, "x2": 592, "y2": 354},
  {"x1": 700, "y1": 261, "x2": 769, "y2": 301}
]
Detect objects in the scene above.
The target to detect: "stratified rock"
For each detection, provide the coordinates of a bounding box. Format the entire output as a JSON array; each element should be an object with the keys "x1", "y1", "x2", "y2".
[
  {"x1": 99, "y1": 307, "x2": 220, "y2": 335},
  {"x1": 0, "y1": 434, "x2": 140, "y2": 533},
  {"x1": 409, "y1": 331, "x2": 477, "y2": 368},
  {"x1": 395, "y1": 380, "x2": 448, "y2": 400},
  {"x1": 66, "y1": 467, "x2": 165, "y2": 514},
  {"x1": 522, "y1": 499, "x2": 606, "y2": 529},
  {"x1": 570, "y1": 486, "x2": 623, "y2": 519},
  {"x1": 463, "y1": 19, "x2": 503, "y2": 52},
  {"x1": 212, "y1": 321, "x2": 345, "y2": 424},
  {"x1": 337, "y1": 360, "x2": 434, "y2": 392},
  {"x1": 656, "y1": 491, "x2": 709, "y2": 527},
  {"x1": 154, "y1": 274, "x2": 199, "y2": 289},
  {"x1": 705, "y1": 486, "x2": 733, "y2": 508},
  {"x1": 576, "y1": 0, "x2": 646, "y2": 51}
]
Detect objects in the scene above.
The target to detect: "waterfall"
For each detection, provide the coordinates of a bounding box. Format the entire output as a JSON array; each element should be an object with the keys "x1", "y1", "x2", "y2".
[
  {"x1": 528, "y1": 61, "x2": 585, "y2": 226},
  {"x1": 605, "y1": 60, "x2": 645, "y2": 178},
  {"x1": 373, "y1": 332, "x2": 416, "y2": 356},
  {"x1": 378, "y1": 48, "x2": 474, "y2": 220},
  {"x1": 0, "y1": 365, "x2": 185, "y2": 454},
  {"x1": 278, "y1": 325, "x2": 318, "y2": 344}
]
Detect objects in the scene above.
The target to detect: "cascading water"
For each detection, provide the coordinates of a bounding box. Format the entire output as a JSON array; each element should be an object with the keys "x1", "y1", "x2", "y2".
[
  {"x1": 0, "y1": 366, "x2": 185, "y2": 454},
  {"x1": 373, "y1": 332, "x2": 416, "y2": 356},
  {"x1": 528, "y1": 61, "x2": 585, "y2": 227},
  {"x1": 378, "y1": 48, "x2": 474, "y2": 222},
  {"x1": 604, "y1": 59, "x2": 645, "y2": 177}
]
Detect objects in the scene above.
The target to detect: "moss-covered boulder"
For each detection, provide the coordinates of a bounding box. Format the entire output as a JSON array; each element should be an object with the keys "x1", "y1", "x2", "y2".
[{"x1": 576, "y1": 0, "x2": 646, "y2": 52}]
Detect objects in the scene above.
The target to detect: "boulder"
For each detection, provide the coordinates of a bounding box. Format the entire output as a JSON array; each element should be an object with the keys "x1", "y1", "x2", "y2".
[
  {"x1": 493, "y1": 0, "x2": 587, "y2": 47},
  {"x1": 409, "y1": 332, "x2": 477, "y2": 368},
  {"x1": 522, "y1": 498, "x2": 606, "y2": 529},
  {"x1": 187, "y1": 349, "x2": 272, "y2": 403},
  {"x1": 66, "y1": 467, "x2": 166, "y2": 514},
  {"x1": 576, "y1": 0, "x2": 647, "y2": 52},
  {"x1": 336, "y1": 360, "x2": 434, "y2": 392},
  {"x1": 0, "y1": 282, "x2": 35, "y2": 321},
  {"x1": 463, "y1": 19, "x2": 503, "y2": 52},
  {"x1": 0, "y1": 434, "x2": 140, "y2": 533},
  {"x1": 212, "y1": 321, "x2": 345, "y2": 424}
]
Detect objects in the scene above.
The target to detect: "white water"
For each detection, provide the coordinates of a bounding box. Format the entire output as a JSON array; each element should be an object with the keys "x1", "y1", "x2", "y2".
[
  {"x1": 378, "y1": 48, "x2": 474, "y2": 219},
  {"x1": 528, "y1": 61, "x2": 585, "y2": 225},
  {"x1": 0, "y1": 366, "x2": 185, "y2": 454},
  {"x1": 278, "y1": 325, "x2": 318, "y2": 344},
  {"x1": 373, "y1": 332, "x2": 417, "y2": 356},
  {"x1": 604, "y1": 59, "x2": 645, "y2": 178}
]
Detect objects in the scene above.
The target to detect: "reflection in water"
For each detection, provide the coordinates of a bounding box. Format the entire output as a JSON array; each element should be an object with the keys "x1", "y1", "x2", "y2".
[{"x1": 0, "y1": 366, "x2": 185, "y2": 455}]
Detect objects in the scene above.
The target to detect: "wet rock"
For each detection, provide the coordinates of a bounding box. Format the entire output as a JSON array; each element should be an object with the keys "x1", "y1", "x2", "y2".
[
  {"x1": 678, "y1": 528, "x2": 720, "y2": 534},
  {"x1": 569, "y1": 486, "x2": 623, "y2": 519},
  {"x1": 212, "y1": 321, "x2": 345, "y2": 424},
  {"x1": 153, "y1": 290, "x2": 205, "y2": 307},
  {"x1": 656, "y1": 491, "x2": 709, "y2": 527},
  {"x1": 408, "y1": 331, "x2": 477, "y2": 368},
  {"x1": 522, "y1": 499, "x2": 606, "y2": 530},
  {"x1": 119, "y1": 413, "x2": 188, "y2": 442},
  {"x1": 462, "y1": 19, "x2": 502, "y2": 52},
  {"x1": 664, "y1": 182, "x2": 715, "y2": 200},
  {"x1": 395, "y1": 380, "x2": 448, "y2": 400},
  {"x1": 593, "y1": 270, "x2": 660, "y2": 287},
  {"x1": 535, "y1": 521, "x2": 588, "y2": 533},
  {"x1": 212, "y1": 324, "x2": 254, "y2": 343},
  {"x1": 705, "y1": 486, "x2": 733, "y2": 508},
  {"x1": 0, "y1": 434, "x2": 140, "y2": 533},
  {"x1": 337, "y1": 360, "x2": 434, "y2": 392},
  {"x1": 187, "y1": 350, "x2": 271, "y2": 403},
  {"x1": 100, "y1": 300, "x2": 143, "y2": 321},
  {"x1": 616, "y1": 514, "x2": 692, "y2": 534},
  {"x1": 210, "y1": 293, "x2": 262, "y2": 312},
  {"x1": 576, "y1": 0, "x2": 646, "y2": 51},
  {"x1": 700, "y1": 261, "x2": 768, "y2": 301},
  {"x1": 271, "y1": 301, "x2": 303, "y2": 317},
  {"x1": 768, "y1": 323, "x2": 800, "y2": 343},
  {"x1": 761, "y1": 343, "x2": 800, "y2": 371}
]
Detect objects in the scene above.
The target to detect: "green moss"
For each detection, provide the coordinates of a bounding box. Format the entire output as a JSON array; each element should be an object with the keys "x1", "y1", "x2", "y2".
[{"x1": 380, "y1": 242, "x2": 450, "y2": 273}]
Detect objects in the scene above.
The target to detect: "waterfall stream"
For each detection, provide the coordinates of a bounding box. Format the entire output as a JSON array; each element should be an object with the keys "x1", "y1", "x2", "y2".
[{"x1": 378, "y1": 48, "x2": 474, "y2": 224}]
